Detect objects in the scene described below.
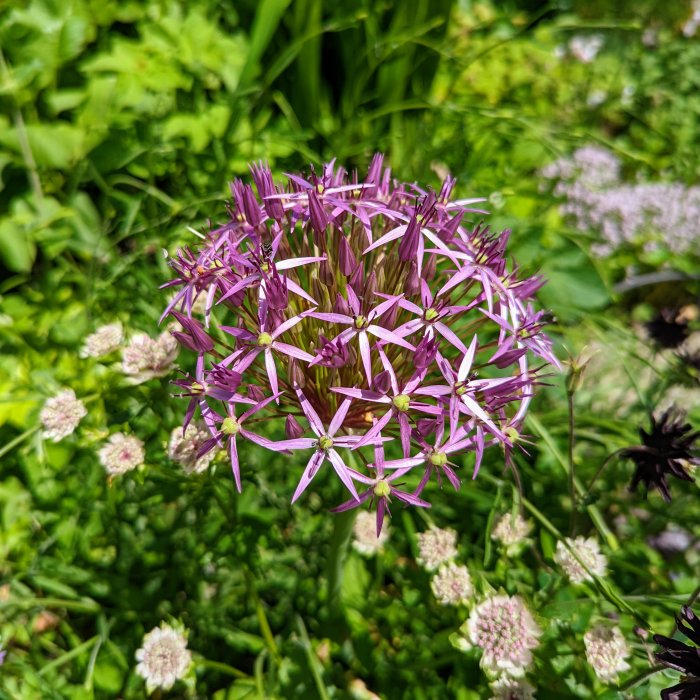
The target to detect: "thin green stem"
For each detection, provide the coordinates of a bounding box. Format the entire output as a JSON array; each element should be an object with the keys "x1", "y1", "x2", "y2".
[
  {"x1": 39, "y1": 636, "x2": 100, "y2": 676},
  {"x1": 197, "y1": 658, "x2": 249, "y2": 679},
  {"x1": 296, "y1": 616, "x2": 331, "y2": 700},
  {"x1": 527, "y1": 414, "x2": 619, "y2": 550},
  {"x1": 0, "y1": 426, "x2": 39, "y2": 460},
  {"x1": 567, "y1": 389, "x2": 577, "y2": 536}
]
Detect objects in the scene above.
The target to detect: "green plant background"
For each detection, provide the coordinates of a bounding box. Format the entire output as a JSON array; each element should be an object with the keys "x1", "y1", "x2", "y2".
[{"x1": 1, "y1": 1, "x2": 699, "y2": 698}]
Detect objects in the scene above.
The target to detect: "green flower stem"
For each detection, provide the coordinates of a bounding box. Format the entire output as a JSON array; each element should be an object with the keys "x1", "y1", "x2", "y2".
[
  {"x1": 0, "y1": 426, "x2": 39, "y2": 460},
  {"x1": 243, "y1": 570, "x2": 280, "y2": 664},
  {"x1": 526, "y1": 414, "x2": 619, "y2": 551},
  {"x1": 197, "y1": 658, "x2": 249, "y2": 679},
  {"x1": 296, "y1": 615, "x2": 331, "y2": 700},
  {"x1": 566, "y1": 387, "x2": 577, "y2": 536},
  {"x1": 1, "y1": 596, "x2": 101, "y2": 614},
  {"x1": 326, "y1": 506, "x2": 357, "y2": 631},
  {"x1": 38, "y1": 636, "x2": 100, "y2": 676}
]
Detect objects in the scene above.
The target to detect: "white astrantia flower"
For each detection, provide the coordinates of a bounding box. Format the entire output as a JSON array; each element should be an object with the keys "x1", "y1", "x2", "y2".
[
  {"x1": 430, "y1": 562, "x2": 473, "y2": 606},
  {"x1": 554, "y1": 537, "x2": 607, "y2": 584},
  {"x1": 489, "y1": 677, "x2": 536, "y2": 700},
  {"x1": 98, "y1": 433, "x2": 145, "y2": 476},
  {"x1": 80, "y1": 322, "x2": 123, "y2": 358},
  {"x1": 135, "y1": 622, "x2": 192, "y2": 691},
  {"x1": 168, "y1": 423, "x2": 217, "y2": 474},
  {"x1": 352, "y1": 511, "x2": 388, "y2": 556},
  {"x1": 584, "y1": 624, "x2": 631, "y2": 682},
  {"x1": 492, "y1": 513, "x2": 532, "y2": 549},
  {"x1": 461, "y1": 594, "x2": 541, "y2": 677},
  {"x1": 122, "y1": 331, "x2": 179, "y2": 383},
  {"x1": 40, "y1": 389, "x2": 87, "y2": 441},
  {"x1": 416, "y1": 527, "x2": 458, "y2": 571}
]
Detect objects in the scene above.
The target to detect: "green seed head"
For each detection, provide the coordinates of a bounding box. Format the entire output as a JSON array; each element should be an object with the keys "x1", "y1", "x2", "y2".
[
  {"x1": 190, "y1": 381, "x2": 206, "y2": 394},
  {"x1": 260, "y1": 261, "x2": 270, "y2": 273},
  {"x1": 374, "y1": 480, "x2": 391, "y2": 498},
  {"x1": 392, "y1": 394, "x2": 411, "y2": 412},
  {"x1": 505, "y1": 426, "x2": 520, "y2": 443},
  {"x1": 424, "y1": 307, "x2": 439, "y2": 322},
  {"x1": 257, "y1": 332, "x2": 273, "y2": 347},
  {"x1": 455, "y1": 382, "x2": 467, "y2": 396},
  {"x1": 429, "y1": 451, "x2": 448, "y2": 467},
  {"x1": 222, "y1": 417, "x2": 240, "y2": 435},
  {"x1": 318, "y1": 435, "x2": 334, "y2": 450},
  {"x1": 354, "y1": 315, "x2": 368, "y2": 329}
]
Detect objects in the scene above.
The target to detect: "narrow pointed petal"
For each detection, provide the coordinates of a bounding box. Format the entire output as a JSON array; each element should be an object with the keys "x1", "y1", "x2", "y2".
[
  {"x1": 434, "y1": 322, "x2": 469, "y2": 354},
  {"x1": 295, "y1": 386, "x2": 325, "y2": 435},
  {"x1": 229, "y1": 435, "x2": 241, "y2": 492},
  {"x1": 273, "y1": 342, "x2": 315, "y2": 363},
  {"x1": 327, "y1": 449, "x2": 360, "y2": 501},
  {"x1": 367, "y1": 325, "x2": 415, "y2": 350},
  {"x1": 358, "y1": 331, "x2": 373, "y2": 384},
  {"x1": 291, "y1": 451, "x2": 326, "y2": 503},
  {"x1": 329, "y1": 398, "x2": 353, "y2": 435}
]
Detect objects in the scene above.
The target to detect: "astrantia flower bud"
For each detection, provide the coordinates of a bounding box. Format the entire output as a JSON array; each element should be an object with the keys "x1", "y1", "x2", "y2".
[
  {"x1": 431, "y1": 562, "x2": 473, "y2": 606},
  {"x1": 583, "y1": 624, "x2": 631, "y2": 682},
  {"x1": 135, "y1": 623, "x2": 192, "y2": 691},
  {"x1": 122, "y1": 332, "x2": 178, "y2": 383},
  {"x1": 489, "y1": 677, "x2": 536, "y2": 700},
  {"x1": 80, "y1": 323, "x2": 123, "y2": 358},
  {"x1": 492, "y1": 513, "x2": 532, "y2": 550},
  {"x1": 373, "y1": 370, "x2": 392, "y2": 394},
  {"x1": 168, "y1": 423, "x2": 217, "y2": 474},
  {"x1": 352, "y1": 510, "x2": 389, "y2": 556},
  {"x1": 554, "y1": 537, "x2": 607, "y2": 584},
  {"x1": 40, "y1": 389, "x2": 87, "y2": 442},
  {"x1": 461, "y1": 594, "x2": 541, "y2": 677},
  {"x1": 417, "y1": 527, "x2": 458, "y2": 571},
  {"x1": 98, "y1": 433, "x2": 145, "y2": 476}
]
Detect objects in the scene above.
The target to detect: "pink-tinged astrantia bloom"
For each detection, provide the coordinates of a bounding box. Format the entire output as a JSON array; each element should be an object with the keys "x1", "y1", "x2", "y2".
[
  {"x1": 266, "y1": 387, "x2": 364, "y2": 503},
  {"x1": 162, "y1": 155, "x2": 557, "y2": 512},
  {"x1": 332, "y1": 432, "x2": 430, "y2": 535}
]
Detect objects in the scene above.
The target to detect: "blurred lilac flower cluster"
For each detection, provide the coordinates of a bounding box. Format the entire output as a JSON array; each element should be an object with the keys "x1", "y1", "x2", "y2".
[
  {"x1": 162, "y1": 155, "x2": 557, "y2": 530},
  {"x1": 541, "y1": 145, "x2": 700, "y2": 257}
]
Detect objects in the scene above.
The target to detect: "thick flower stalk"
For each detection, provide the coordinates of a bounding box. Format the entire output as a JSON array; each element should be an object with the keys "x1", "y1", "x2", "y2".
[{"x1": 162, "y1": 155, "x2": 557, "y2": 526}]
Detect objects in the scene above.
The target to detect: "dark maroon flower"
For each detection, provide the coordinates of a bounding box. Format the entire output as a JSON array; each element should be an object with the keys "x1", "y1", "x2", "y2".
[
  {"x1": 646, "y1": 308, "x2": 689, "y2": 350},
  {"x1": 621, "y1": 408, "x2": 699, "y2": 502},
  {"x1": 654, "y1": 606, "x2": 700, "y2": 700}
]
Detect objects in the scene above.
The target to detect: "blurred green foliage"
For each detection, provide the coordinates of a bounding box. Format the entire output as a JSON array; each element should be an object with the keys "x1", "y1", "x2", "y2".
[{"x1": 1, "y1": 0, "x2": 699, "y2": 698}]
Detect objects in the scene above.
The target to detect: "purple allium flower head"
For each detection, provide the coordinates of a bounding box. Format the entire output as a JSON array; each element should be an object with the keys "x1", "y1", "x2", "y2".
[{"x1": 162, "y1": 156, "x2": 557, "y2": 515}]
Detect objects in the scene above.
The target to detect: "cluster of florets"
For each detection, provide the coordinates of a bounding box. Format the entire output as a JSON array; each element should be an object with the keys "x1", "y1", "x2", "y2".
[
  {"x1": 541, "y1": 145, "x2": 700, "y2": 257},
  {"x1": 162, "y1": 155, "x2": 557, "y2": 530}
]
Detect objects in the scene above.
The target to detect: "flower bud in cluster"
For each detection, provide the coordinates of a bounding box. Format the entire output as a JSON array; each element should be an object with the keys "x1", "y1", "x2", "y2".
[
  {"x1": 492, "y1": 513, "x2": 532, "y2": 553},
  {"x1": 135, "y1": 622, "x2": 192, "y2": 692},
  {"x1": 489, "y1": 677, "x2": 536, "y2": 700},
  {"x1": 122, "y1": 332, "x2": 179, "y2": 383},
  {"x1": 80, "y1": 323, "x2": 123, "y2": 358},
  {"x1": 458, "y1": 594, "x2": 542, "y2": 677},
  {"x1": 583, "y1": 624, "x2": 631, "y2": 682},
  {"x1": 554, "y1": 537, "x2": 607, "y2": 584},
  {"x1": 431, "y1": 562, "x2": 474, "y2": 606},
  {"x1": 162, "y1": 155, "x2": 557, "y2": 516},
  {"x1": 168, "y1": 423, "x2": 217, "y2": 474},
  {"x1": 352, "y1": 511, "x2": 389, "y2": 556},
  {"x1": 98, "y1": 433, "x2": 145, "y2": 476},
  {"x1": 40, "y1": 389, "x2": 87, "y2": 441},
  {"x1": 417, "y1": 527, "x2": 458, "y2": 571}
]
